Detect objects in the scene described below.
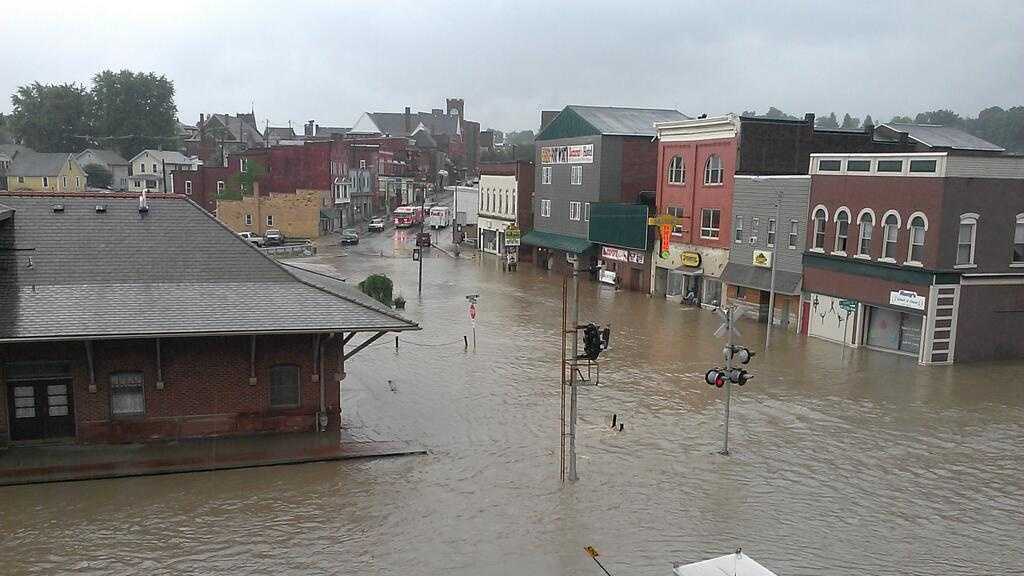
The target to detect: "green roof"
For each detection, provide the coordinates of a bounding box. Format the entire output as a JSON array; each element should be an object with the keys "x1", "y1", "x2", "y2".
[{"x1": 520, "y1": 230, "x2": 594, "y2": 253}]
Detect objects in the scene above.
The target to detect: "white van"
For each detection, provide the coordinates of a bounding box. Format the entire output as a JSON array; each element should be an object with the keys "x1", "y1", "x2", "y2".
[{"x1": 428, "y1": 206, "x2": 452, "y2": 229}]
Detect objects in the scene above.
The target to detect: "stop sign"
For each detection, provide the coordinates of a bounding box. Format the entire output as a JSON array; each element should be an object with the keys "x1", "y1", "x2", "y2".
[{"x1": 469, "y1": 303, "x2": 477, "y2": 320}]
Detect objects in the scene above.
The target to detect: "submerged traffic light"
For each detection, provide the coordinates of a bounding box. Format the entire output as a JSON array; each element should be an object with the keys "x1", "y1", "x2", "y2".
[
  {"x1": 705, "y1": 369, "x2": 726, "y2": 388},
  {"x1": 727, "y1": 368, "x2": 752, "y2": 386},
  {"x1": 580, "y1": 323, "x2": 603, "y2": 361},
  {"x1": 722, "y1": 345, "x2": 754, "y2": 364}
]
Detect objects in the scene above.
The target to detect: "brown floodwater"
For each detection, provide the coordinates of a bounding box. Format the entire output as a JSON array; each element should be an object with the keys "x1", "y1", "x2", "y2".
[{"x1": 2, "y1": 227, "x2": 1022, "y2": 575}]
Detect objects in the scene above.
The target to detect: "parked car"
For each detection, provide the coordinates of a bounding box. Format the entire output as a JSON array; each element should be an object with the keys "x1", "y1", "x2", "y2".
[
  {"x1": 339, "y1": 229, "x2": 360, "y2": 245},
  {"x1": 238, "y1": 231, "x2": 263, "y2": 247},
  {"x1": 368, "y1": 217, "x2": 386, "y2": 232},
  {"x1": 263, "y1": 229, "x2": 284, "y2": 246}
]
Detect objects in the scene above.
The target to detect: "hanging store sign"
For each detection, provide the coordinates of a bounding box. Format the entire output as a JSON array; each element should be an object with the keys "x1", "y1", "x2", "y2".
[
  {"x1": 505, "y1": 224, "x2": 521, "y2": 246},
  {"x1": 599, "y1": 269, "x2": 617, "y2": 285},
  {"x1": 540, "y1": 144, "x2": 594, "y2": 165},
  {"x1": 890, "y1": 289, "x2": 926, "y2": 310},
  {"x1": 752, "y1": 249, "x2": 772, "y2": 268},
  {"x1": 601, "y1": 246, "x2": 629, "y2": 261},
  {"x1": 681, "y1": 251, "x2": 702, "y2": 268},
  {"x1": 660, "y1": 224, "x2": 672, "y2": 258},
  {"x1": 628, "y1": 251, "x2": 645, "y2": 264}
]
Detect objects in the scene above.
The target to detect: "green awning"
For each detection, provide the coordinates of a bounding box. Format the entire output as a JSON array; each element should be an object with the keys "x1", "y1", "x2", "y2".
[{"x1": 521, "y1": 230, "x2": 594, "y2": 254}]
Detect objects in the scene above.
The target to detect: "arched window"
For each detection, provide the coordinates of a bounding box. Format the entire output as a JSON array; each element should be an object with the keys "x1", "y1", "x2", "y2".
[
  {"x1": 907, "y1": 213, "x2": 928, "y2": 264},
  {"x1": 668, "y1": 156, "x2": 684, "y2": 184},
  {"x1": 881, "y1": 212, "x2": 900, "y2": 260},
  {"x1": 834, "y1": 208, "x2": 851, "y2": 254},
  {"x1": 704, "y1": 154, "x2": 723, "y2": 185},
  {"x1": 956, "y1": 213, "x2": 979, "y2": 266},
  {"x1": 812, "y1": 207, "x2": 827, "y2": 250},
  {"x1": 1013, "y1": 213, "x2": 1024, "y2": 264},
  {"x1": 857, "y1": 210, "x2": 874, "y2": 256}
]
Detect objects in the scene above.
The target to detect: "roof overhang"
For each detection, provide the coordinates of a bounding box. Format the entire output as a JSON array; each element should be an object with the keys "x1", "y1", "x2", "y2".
[
  {"x1": 655, "y1": 114, "x2": 739, "y2": 142},
  {"x1": 0, "y1": 325, "x2": 420, "y2": 344}
]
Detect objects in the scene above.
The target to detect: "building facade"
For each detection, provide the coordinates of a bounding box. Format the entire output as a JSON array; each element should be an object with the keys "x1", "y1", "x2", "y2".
[
  {"x1": 801, "y1": 151, "x2": 1024, "y2": 363},
  {"x1": 75, "y1": 149, "x2": 129, "y2": 191},
  {"x1": 525, "y1": 105, "x2": 687, "y2": 274},
  {"x1": 6, "y1": 153, "x2": 87, "y2": 193},
  {"x1": 721, "y1": 176, "x2": 810, "y2": 328},
  {"x1": 127, "y1": 150, "x2": 200, "y2": 194},
  {"x1": 476, "y1": 161, "x2": 534, "y2": 256}
]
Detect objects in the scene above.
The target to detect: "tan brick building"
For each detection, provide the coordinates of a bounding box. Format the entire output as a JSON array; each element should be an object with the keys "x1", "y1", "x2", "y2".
[{"x1": 217, "y1": 188, "x2": 333, "y2": 239}]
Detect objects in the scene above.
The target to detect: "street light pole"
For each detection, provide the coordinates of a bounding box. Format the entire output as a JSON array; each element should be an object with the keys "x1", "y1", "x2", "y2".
[{"x1": 568, "y1": 260, "x2": 580, "y2": 481}]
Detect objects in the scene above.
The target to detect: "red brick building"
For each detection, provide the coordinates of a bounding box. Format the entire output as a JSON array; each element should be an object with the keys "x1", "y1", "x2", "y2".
[
  {"x1": 801, "y1": 145, "x2": 1024, "y2": 364},
  {"x1": 0, "y1": 193, "x2": 418, "y2": 444}
]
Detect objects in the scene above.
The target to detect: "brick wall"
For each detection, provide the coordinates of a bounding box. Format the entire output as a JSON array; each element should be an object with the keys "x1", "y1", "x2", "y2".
[
  {"x1": 0, "y1": 334, "x2": 342, "y2": 443},
  {"x1": 216, "y1": 188, "x2": 323, "y2": 238},
  {"x1": 619, "y1": 137, "x2": 659, "y2": 204},
  {"x1": 657, "y1": 138, "x2": 736, "y2": 250}
]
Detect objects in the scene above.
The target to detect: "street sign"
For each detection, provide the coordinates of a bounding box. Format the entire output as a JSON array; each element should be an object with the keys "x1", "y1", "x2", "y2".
[
  {"x1": 839, "y1": 299, "x2": 858, "y2": 312},
  {"x1": 713, "y1": 307, "x2": 744, "y2": 339},
  {"x1": 469, "y1": 303, "x2": 477, "y2": 320},
  {"x1": 416, "y1": 232, "x2": 432, "y2": 247}
]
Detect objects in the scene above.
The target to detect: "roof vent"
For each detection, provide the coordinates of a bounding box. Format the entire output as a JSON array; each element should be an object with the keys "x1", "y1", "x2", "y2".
[
  {"x1": 95, "y1": 205, "x2": 107, "y2": 213},
  {"x1": 52, "y1": 204, "x2": 65, "y2": 213}
]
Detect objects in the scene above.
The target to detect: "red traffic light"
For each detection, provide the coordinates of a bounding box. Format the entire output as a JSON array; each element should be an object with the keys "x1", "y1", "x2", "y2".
[{"x1": 705, "y1": 369, "x2": 726, "y2": 388}]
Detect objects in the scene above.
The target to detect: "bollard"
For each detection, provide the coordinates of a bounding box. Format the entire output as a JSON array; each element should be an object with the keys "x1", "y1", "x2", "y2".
[
  {"x1": 464, "y1": 335, "x2": 468, "y2": 350},
  {"x1": 395, "y1": 336, "x2": 399, "y2": 351},
  {"x1": 611, "y1": 414, "x2": 617, "y2": 429}
]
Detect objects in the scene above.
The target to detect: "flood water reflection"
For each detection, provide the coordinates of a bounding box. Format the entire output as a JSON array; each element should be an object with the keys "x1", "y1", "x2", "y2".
[{"x1": 2, "y1": 240, "x2": 1022, "y2": 575}]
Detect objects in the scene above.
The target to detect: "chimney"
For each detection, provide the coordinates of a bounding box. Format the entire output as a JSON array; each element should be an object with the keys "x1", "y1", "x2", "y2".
[
  {"x1": 432, "y1": 108, "x2": 443, "y2": 117},
  {"x1": 404, "y1": 107, "x2": 411, "y2": 134},
  {"x1": 804, "y1": 113, "x2": 815, "y2": 125},
  {"x1": 305, "y1": 120, "x2": 315, "y2": 137},
  {"x1": 200, "y1": 113, "x2": 205, "y2": 125}
]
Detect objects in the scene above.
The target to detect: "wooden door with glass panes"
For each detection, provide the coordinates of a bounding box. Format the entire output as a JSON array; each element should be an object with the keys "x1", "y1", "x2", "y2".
[{"x1": 6, "y1": 362, "x2": 74, "y2": 441}]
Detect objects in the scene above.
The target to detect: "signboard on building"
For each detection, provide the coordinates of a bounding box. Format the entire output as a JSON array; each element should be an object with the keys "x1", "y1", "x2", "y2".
[
  {"x1": 839, "y1": 299, "x2": 858, "y2": 313},
  {"x1": 628, "y1": 251, "x2": 645, "y2": 264},
  {"x1": 681, "y1": 251, "x2": 702, "y2": 267},
  {"x1": 601, "y1": 246, "x2": 629, "y2": 261},
  {"x1": 752, "y1": 249, "x2": 772, "y2": 268},
  {"x1": 599, "y1": 269, "x2": 617, "y2": 285},
  {"x1": 890, "y1": 289, "x2": 926, "y2": 310},
  {"x1": 541, "y1": 144, "x2": 594, "y2": 165},
  {"x1": 505, "y1": 224, "x2": 521, "y2": 246}
]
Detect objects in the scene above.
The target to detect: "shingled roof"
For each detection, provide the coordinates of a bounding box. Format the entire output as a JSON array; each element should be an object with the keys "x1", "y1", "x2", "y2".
[
  {"x1": 537, "y1": 105, "x2": 689, "y2": 140},
  {"x1": 0, "y1": 193, "x2": 419, "y2": 342},
  {"x1": 7, "y1": 153, "x2": 76, "y2": 177}
]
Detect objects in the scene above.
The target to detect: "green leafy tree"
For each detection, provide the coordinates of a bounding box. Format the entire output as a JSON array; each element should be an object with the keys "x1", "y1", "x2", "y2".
[
  {"x1": 221, "y1": 159, "x2": 266, "y2": 200},
  {"x1": 83, "y1": 163, "x2": 112, "y2": 189},
  {"x1": 815, "y1": 112, "x2": 840, "y2": 129},
  {"x1": 0, "y1": 113, "x2": 14, "y2": 144},
  {"x1": 741, "y1": 110, "x2": 758, "y2": 117},
  {"x1": 841, "y1": 113, "x2": 861, "y2": 129},
  {"x1": 10, "y1": 82, "x2": 93, "y2": 151},
  {"x1": 765, "y1": 107, "x2": 798, "y2": 120},
  {"x1": 91, "y1": 70, "x2": 178, "y2": 159},
  {"x1": 358, "y1": 274, "x2": 394, "y2": 306},
  {"x1": 914, "y1": 109, "x2": 961, "y2": 126},
  {"x1": 862, "y1": 115, "x2": 875, "y2": 130},
  {"x1": 890, "y1": 115, "x2": 913, "y2": 123}
]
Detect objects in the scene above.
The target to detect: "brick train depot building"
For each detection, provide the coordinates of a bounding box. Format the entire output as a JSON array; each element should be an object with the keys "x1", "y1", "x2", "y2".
[{"x1": 0, "y1": 193, "x2": 417, "y2": 444}]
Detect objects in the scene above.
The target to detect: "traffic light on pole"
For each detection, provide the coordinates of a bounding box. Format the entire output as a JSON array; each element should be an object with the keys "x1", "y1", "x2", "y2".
[
  {"x1": 728, "y1": 369, "x2": 752, "y2": 386},
  {"x1": 580, "y1": 323, "x2": 603, "y2": 361},
  {"x1": 722, "y1": 345, "x2": 754, "y2": 364},
  {"x1": 705, "y1": 369, "x2": 726, "y2": 388}
]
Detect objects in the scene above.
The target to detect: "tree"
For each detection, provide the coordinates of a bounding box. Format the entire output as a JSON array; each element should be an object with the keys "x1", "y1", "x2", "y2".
[
  {"x1": 862, "y1": 115, "x2": 875, "y2": 130},
  {"x1": 914, "y1": 109, "x2": 961, "y2": 126},
  {"x1": 10, "y1": 82, "x2": 93, "y2": 152},
  {"x1": 765, "y1": 107, "x2": 798, "y2": 120},
  {"x1": 91, "y1": 70, "x2": 178, "y2": 159},
  {"x1": 358, "y1": 274, "x2": 394, "y2": 306},
  {"x1": 0, "y1": 113, "x2": 14, "y2": 144},
  {"x1": 83, "y1": 163, "x2": 112, "y2": 189},
  {"x1": 741, "y1": 110, "x2": 758, "y2": 117},
  {"x1": 841, "y1": 113, "x2": 861, "y2": 129},
  {"x1": 890, "y1": 115, "x2": 913, "y2": 123},
  {"x1": 815, "y1": 112, "x2": 840, "y2": 129}
]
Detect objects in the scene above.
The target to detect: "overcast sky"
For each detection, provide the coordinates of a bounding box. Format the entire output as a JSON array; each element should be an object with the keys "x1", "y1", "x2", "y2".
[{"x1": 5, "y1": 1, "x2": 1023, "y2": 132}]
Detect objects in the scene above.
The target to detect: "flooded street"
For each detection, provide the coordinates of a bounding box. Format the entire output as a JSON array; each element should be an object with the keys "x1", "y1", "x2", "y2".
[{"x1": 2, "y1": 222, "x2": 1023, "y2": 575}]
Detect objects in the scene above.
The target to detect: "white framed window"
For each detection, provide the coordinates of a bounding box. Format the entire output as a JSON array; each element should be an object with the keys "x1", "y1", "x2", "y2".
[
  {"x1": 216, "y1": 180, "x2": 225, "y2": 194},
  {"x1": 42, "y1": 176, "x2": 49, "y2": 188},
  {"x1": 767, "y1": 218, "x2": 776, "y2": 247},
  {"x1": 857, "y1": 210, "x2": 874, "y2": 256},
  {"x1": 17, "y1": 176, "x2": 24, "y2": 184},
  {"x1": 700, "y1": 208, "x2": 721, "y2": 239},
  {"x1": 245, "y1": 213, "x2": 253, "y2": 225},
  {"x1": 269, "y1": 364, "x2": 300, "y2": 409},
  {"x1": 62, "y1": 176, "x2": 67, "y2": 188},
  {"x1": 267, "y1": 214, "x2": 274, "y2": 227},
  {"x1": 667, "y1": 155, "x2": 684, "y2": 184},
  {"x1": 668, "y1": 206, "x2": 684, "y2": 235},
  {"x1": 184, "y1": 180, "x2": 193, "y2": 195},
  {"x1": 75, "y1": 176, "x2": 81, "y2": 188},
  {"x1": 570, "y1": 165, "x2": 583, "y2": 185},
  {"x1": 569, "y1": 201, "x2": 581, "y2": 221},
  {"x1": 812, "y1": 206, "x2": 827, "y2": 250},
  {"x1": 584, "y1": 202, "x2": 590, "y2": 222},
  {"x1": 152, "y1": 163, "x2": 158, "y2": 173},
  {"x1": 906, "y1": 213, "x2": 928, "y2": 264},
  {"x1": 734, "y1": 215, "x2": 744, "y2": 243},
  {"x1": 139, "y1": 163, "x2": 145, "y2": 173},
  {"x1": 241, "y1": 157, "x2": 249, "y2": 171},
  {"x1": 542, "y1": 166, "x2": 552, "y2": 185},
  {"x1": 1013, "y1": 213, "x2": 1024, "y2": 264},
  {"x1": 956, "y1": 213, "x2": 978, "y2": 267},
  {"x1": 540, "y1": 199, "x2": 551, "y2": 218},
  {"x1": 788, "y1": 220, "x2": 799, "y2": 249},
  {"x1": 751, "y1": 217, "x2": 760, "y2": 243},
  {"x1": 881, "y1": 211, "x2": 901, "y2": 261},
  {"x1": 704, "y1": 154, "x2": 723, "y2": 185},
  {"x1": 359, "y1": 160, "x2": 366, "y2": 169},
  {"x1": 833, "y1": 207, "x2": 851, "y2": 254},
  {"x1": 110, "y1": 372, "x2": 145, "y2": 417}
]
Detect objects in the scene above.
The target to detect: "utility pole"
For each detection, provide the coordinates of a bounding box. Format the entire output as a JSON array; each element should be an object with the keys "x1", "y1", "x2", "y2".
[
  {"x1": 765, "y1": 187, "x2": 783, "y2": 350},
  {"x1": 707, "y1": 307, "x2": 753, "y2": 456},
  {"x1": 567, "y1": 259, "x2": 581, "y2": 482},
  {"x1": 722, "y1": 308, "x2": 734, "y2": 456}
]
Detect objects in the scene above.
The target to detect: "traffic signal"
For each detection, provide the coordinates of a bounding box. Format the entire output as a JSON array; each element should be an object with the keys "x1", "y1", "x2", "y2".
[
  {"x1": 728, "y1": 369, "x2": 752, "y2": 386},
  {"x1": 705, "y1": 369, "x2": 726, "y2": 388},
  {"x1": 581, "y1": 324, "x2": 603, "y2": 360},
  {"x1": 600, "y1": 327, "x2": 611, "y2": 350},
  {"x1": 722, "y1": 345, "x2": 754, "y2": 364}
]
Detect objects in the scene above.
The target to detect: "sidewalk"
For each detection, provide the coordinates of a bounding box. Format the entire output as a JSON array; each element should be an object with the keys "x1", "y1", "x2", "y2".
[{"x1": 0, "y1": 431, "x2": 425, "y2": 486}]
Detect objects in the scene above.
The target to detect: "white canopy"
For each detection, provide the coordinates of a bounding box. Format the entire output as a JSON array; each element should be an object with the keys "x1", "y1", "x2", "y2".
[{"x1": 672, "y1": 552, "x2": 777, "y2": 576}]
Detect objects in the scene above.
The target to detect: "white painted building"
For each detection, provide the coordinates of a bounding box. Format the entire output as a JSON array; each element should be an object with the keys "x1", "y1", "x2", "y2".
[
  {"x1": 127, "y1": 150, "x2": 201, "y2": 194},
  {"x1": 477, "y1": 174, "x2": 517, "y2": 254}
]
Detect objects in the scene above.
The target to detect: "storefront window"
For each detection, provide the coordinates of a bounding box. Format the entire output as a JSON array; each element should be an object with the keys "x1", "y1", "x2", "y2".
[{"x1": 866, "y1": 307, "x2": 922, "y2": 355}]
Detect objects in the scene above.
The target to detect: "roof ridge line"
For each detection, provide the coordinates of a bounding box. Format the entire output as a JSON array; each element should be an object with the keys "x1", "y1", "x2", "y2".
[{"x1": 279, "y1": 261, "x2": 420, "y2": 326}]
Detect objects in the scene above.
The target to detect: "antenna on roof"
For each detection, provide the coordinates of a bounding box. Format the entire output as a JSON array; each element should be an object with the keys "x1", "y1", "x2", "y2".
[{"x1": 139, "y1": 187, "x2": 149, "y2": 213}]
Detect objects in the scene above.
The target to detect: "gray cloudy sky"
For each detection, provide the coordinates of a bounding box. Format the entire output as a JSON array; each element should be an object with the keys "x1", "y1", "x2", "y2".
[{"x1": 5, "y1": 1, "x2": 1023, "y2": 132}]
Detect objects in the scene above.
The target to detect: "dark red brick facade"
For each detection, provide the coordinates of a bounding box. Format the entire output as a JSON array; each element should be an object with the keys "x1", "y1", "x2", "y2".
[
  {"x1": 0, "y1": 334, "x2": 342, "y2": 444},
  {"x1": 656, "y1": 137, "x2": 736, "y2": 251}
]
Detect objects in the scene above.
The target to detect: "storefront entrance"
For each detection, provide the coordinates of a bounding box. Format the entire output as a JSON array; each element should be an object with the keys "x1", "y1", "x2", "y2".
[
  {"x1": 6, "y1": 362, "x2": 75, "y2": 441},
  {"x1": 865, "y1": 307, "x2": 923, "y2": 356}
]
